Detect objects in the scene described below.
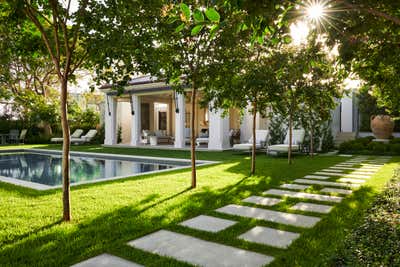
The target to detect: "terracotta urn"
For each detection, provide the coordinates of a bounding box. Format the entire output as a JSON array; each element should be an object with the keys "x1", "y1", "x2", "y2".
[{"x1": 370, "y1": 115, "x2": 394, "y2": 139}]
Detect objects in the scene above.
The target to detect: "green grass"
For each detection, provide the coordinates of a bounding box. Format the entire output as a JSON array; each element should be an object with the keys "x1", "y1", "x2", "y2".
[{"x1": 0, "y1": 144, "x2": 398, "y2": 266}]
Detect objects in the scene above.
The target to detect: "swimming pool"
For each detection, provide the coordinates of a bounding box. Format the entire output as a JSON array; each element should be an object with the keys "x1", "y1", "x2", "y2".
[{"x1": 0, "y1": 149, "x2": 214, "y2": 190}]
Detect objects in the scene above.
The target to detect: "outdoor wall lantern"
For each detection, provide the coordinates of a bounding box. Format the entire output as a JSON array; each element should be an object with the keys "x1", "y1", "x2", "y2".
[
  {"x1": 106, "y1": 94, "x2": 111, "y2": 116},
  {"x1": 129, "y1": 93, "x2": 135, "y2": 116},
  {"x1": 174, "y1": 91, "x2": 180, "y2": 114}
]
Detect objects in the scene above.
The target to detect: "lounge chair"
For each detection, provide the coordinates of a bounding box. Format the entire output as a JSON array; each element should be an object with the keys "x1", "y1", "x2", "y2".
[
  {"x1": 51, "y1": 129, "x2": 84, "y2": 143},
  {"x1": 18, "y1": 129, "x2": 27, "y2": 144},
  {"x1": 196, "y1": 128, "x2": 209, "y2": 147},
  {"x1": 71, "y1": 129, "x2": 97, "y2": 144},
  {"x1": 267, "y1": 129, "x2": 305, "y2": 155},
  {"x1": 7, "y1": 129, "x2": 19, "y2": 143},
  {"x1": 232, "y1": 130, "x2": 269, "y2": 152}
]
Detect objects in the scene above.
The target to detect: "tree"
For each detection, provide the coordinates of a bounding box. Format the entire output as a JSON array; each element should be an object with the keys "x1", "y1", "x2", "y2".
[
  {"x1": 274, "y1": 36, "x2": 342, "y2": 163},
  {"x1": 327, "y1": 1, "x2": 400, "y2": 115},
  {"x1": 202, "y1": 2, "x2": 292, "y2": 175},
  {"x1": 2, "y1": 0, "x2": 107, "y2": 221}
]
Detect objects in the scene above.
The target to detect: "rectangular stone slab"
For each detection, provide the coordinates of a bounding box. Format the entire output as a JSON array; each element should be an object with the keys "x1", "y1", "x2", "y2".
[
  {"x1": 179, "y1": 215, "x2": 237, "y2": 233},
  {"x1": 323, "y1": 169, "x2": 343, "y2": 173},
  {"x1": 71, "y1": 254, "x2": 143, "y2": 267},
  {"x1": 320, "y1": 187, "x2": 353, "y2": 195},
  {"x1": 344, "y1": 174, "x2": 372, "y2": 179},
  {"x1": 128, "y1": 230, "x2": 274, "y2": 267},
  {"x1": 314, "y1": 172, "x2": 345, "y2": 177},
  {"x1": 238, "y1": 226, "x2": 300, "y2": 249},
  {"x1": 304, "y1": 175, "x2": 330, "y2": 180},
  {"x1": 280, "y1": 184, "x2": 310, "y2": 190},
  {"x1": 216, "y1": 204, "x2": 320, "y2": 228},
  {"x1": 290, "y1": 202, "x2": 333, "y2": 214},
  {"x1": 263, "y1": 189, "x2": 342, "y2": 203},
  {"x1": 331, "y1": 166, "x2": 378, "y2": 171},
  {"x1": 242, "y1": 196, "x2": 282, "y2": 206},
  {"x1": 338, "y1": 178, "x2": 366, "y2": 184},
  {"x1": 294, "y1": 179, "x2": 360, "y2": 188}
]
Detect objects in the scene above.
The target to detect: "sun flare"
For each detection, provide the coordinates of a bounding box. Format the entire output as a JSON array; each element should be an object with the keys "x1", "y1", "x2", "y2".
[{"x1": 307, "y1": 3, "x2": 325, "y2": 20}]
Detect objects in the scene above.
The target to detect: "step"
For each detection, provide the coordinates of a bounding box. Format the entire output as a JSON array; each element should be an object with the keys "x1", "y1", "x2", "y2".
[
  {"x1": 71, "y1": 254, "x2": 143, "y2": 267},
  {"x1": 338, "y1": 178, "x2": 366, "y2": 184},
  {"x1": 280, "y1": 184, "x2": 311, "y2": 190},
  {"x1": 304, "y1": 175, "x2": 330, "y2": 180},
  {"x1": 216, "y1": 204, "x2": 320, "y2": 228},
  {"x1": 238, "y1": 226, "x2": 300, "y2": 249},
  {"x1": 290, "y1": 202, "x2": 333, "y2": 214},
  {"x1": 128, "y1": 230, "x2": 274, "y2": 267},
  {"x1": 320, "y1": 188, "x2": 352, "y2": 195},
  {"x1": 294, "y1": 179, "x2": 360, "y2": 188},
  {"x1": 263, "y1": 189, "x2": 342, "y2": 203},
  {"x1": 242, "y1": 196, "x2": 282, "y2": 206},
  {"x1": 179, "y1": 215, "x2": 237, "y2": 233}
]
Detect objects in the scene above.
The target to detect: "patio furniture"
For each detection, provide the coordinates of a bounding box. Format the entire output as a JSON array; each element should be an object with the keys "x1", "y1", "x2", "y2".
[
  {"x1": 196, "y1": 128, "x2": 209, "y2": 147},
  {"x1": 51, "y1": 129, "x2": 84, "y2": 143},
  {"x1": 71, "y1": 129, "x2": 97, "y2": 144},
  {"x1": 17, "y1": 129, "x2": 28, "y2": 144},
  {"x1": 0, "y1": 134, "x2": 8, "y2": 145},
  {"x1": 232, "y1": 130, "x2": 269, "y2": 152},
  {"x1": 8, "y1": 129, "x2": 19, "y2": 143},
  {"x1": 229, "y1": 129, "x2": 241, "y2": 146},
  {"x1": 154, "y1": 130, "x2": 172, "y2": 144},
  {"x1": 149, "y1": 136, "x2": 158, "y2": 146},
  {"x1": 267, "y1": 129, "x2": 305, "y2": 155}
]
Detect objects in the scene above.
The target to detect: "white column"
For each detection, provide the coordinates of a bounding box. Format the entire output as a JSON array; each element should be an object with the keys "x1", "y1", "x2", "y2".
[
  {"x1": 208, "y1": 107, "x2": 230, "y2": 150},
  {"x1": 341, "y1": 95, "x2": 353, "y2": 132},
  {"x1": 130, "y1": 95, "x2": 141, "y2": 146},
  {"x1": 104, "y1": 95, "x2": 117, "y2": 145},
  {"x1": 174, "y1": 93, "x2": 185, "y2": 148}
]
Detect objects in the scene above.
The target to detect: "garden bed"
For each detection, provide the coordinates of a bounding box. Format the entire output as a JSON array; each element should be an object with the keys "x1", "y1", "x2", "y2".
[{"x1": 339, "y1": 136, "x2": 400, "y2": 155}]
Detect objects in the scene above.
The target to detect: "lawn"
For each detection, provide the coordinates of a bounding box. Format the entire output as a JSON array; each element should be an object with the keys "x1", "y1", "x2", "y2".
[{"x1": 0, "y1": 144, "x2": 398, "y2": 266}]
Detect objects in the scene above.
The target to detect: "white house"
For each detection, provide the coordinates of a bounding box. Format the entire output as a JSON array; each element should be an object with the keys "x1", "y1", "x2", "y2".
[{"x1": 100, "y1": 75, "x2": 357, "y2": 150}]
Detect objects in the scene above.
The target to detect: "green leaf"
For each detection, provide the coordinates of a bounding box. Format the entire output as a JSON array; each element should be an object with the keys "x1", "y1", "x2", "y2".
[
  {"x1": 180, "y1": 3, "x2": 190, "y2": 21},
  {"x1": 191, "y1": 24, "x2": 204, "y2": 36},
  {"x1": 205, "y1": 8, "x2": 220, "y2": 22},
  {"x1": 283, "y1": 36, "x2": 292, "y2": 44},
  {"x1": 175, "y1": 23, "x2": 185, "y2": 33},
  {"x1": 166, "y1": 16, "x2": 179, "y2": 24},
  {"x1": 209, "y1": 24, "x2": 219, "y2": 39},
  {"x1": 193, "y1": 9, "x2": 204, "y2": 23}
]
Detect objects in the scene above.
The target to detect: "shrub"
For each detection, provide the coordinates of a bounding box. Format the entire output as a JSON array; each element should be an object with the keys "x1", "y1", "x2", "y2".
[
  {"x1": 333, "y1": 169, "x2": 400, "y2": 266},
  {"x1": 339, "y1": 137, "x2": 400, "y2": 155}
]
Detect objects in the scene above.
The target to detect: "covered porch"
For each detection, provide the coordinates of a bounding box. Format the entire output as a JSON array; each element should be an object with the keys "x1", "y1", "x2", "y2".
[{"x1": 101, "y1": 76, "x2": 269, "y2": 151}]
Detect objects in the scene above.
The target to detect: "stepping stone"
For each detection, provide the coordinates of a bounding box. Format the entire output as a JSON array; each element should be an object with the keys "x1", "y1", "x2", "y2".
[
  {"x1": 338, "y1": 178, "x2": 366, "y2": 184},
  {"x1": 263, "y1": 189, "x2": 342, "y2": 203},
  {"x1": 280, "y1": 184, "x2": 310, "y2": 190},
  {"x1": 344, "y1": 174, "x2": 371, "y2": 179},
  {"x1": 294, "y1": 179, "x2": 360, "y2": 188},
  {"x1": 338, "y1": 154, "x2": 353, "y2": 157},
  {"x1": 128, "y1": 230, "x2": 273, "y2": 267},
  {"x1": 179, "y1": 215, "x2": 237, "y2": 233},
  {"x1": 290, "y1": 202, "x2": 333, "y2": 214},
  {"x1": 321, "y1": 188, "x2": 353, "y2": 195},
  {"x1": 216, "y1": 204, "x2": 320, "y2": 228},
  {"x1": 314, "y1": 172, "x2": 344, "y2": 177},
  {"x1": 242, "y1": 196, "x2": 282, "y2": 206},
  {"x1": 304, "y1": 175, "x2": 330, "y2": 180},
  {"x1": 238, "y1": 226, "x2": 300, "y2": 249},
  {"x1": 323, "y1": 168, "x2": 343, "y2": 173},
  {"x1": 71, "y1": 254, "x2": 143, "y2": 267},
  {"x1": 331, "y1": 166, "x2": 375, "y2": 171}
]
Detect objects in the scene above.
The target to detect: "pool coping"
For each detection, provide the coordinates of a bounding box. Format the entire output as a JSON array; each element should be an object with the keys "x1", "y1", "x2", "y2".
[{"x1": 0, "y1": 149, "x2": 218, "y2": 191}]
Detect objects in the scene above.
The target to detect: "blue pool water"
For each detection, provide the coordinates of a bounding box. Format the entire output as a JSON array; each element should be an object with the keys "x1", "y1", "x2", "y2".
[{"x1": 0, "y1": 151, "x2": 189, "y2": 187}]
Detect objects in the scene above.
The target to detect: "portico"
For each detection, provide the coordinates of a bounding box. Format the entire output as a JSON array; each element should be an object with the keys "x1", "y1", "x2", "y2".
[{"x1": 101, "y1": 76, "x2": 247, "y2": 151}]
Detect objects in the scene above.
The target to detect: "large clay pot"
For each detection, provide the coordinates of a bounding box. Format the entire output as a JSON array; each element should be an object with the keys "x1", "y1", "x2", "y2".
[{"x1": 370, "y1": 115, "x2": 394, "y2": 139}]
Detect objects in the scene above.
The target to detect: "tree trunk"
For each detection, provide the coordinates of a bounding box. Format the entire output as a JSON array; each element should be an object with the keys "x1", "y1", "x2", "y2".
[
  {"x1": 60, "y1": 78, "x2": 71, "y2": 221},
  {"x1": 288, "y1": 112, "x2": 293, "y2": 165},
  {"x1": 190, "y1": 86, "x2": 197, "y2": 188},
  {"x1": 251, "y1": 101, "x2": 257, "y2": 175},
  {"x1": 310, "y1": 126, "x2": 314, "y2": 157}
]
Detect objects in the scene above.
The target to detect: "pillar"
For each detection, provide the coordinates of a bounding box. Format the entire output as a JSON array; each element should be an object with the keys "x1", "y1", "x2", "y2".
[
  {"x1": 208, "y1": 107, "x2": 230, "y2": 150},
  {"x1": 174, "y1": 93, "x2": 185, "y2": 148},
  {"x1": 130, "y1": 95, "x2": 142, "y2": 146},
  {"x1": 104, "y1": 95, "x2": 117, "y2": 145}
]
